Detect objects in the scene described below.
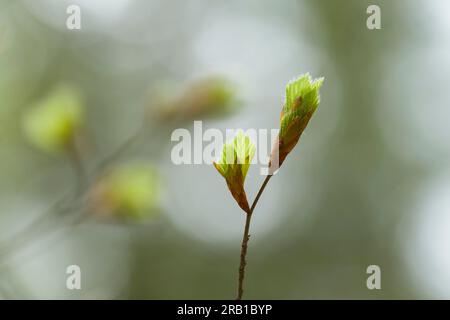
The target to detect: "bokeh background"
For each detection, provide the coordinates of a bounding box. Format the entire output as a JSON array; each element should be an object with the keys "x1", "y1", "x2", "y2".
[{"x1": 1, "y1": 0, "x2": 450, "y2": 299}]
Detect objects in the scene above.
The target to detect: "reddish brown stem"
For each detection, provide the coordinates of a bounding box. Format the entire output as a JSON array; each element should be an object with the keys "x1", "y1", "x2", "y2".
[{"x1": 236, "y1": 174, "x2": 272, "y2": 300}]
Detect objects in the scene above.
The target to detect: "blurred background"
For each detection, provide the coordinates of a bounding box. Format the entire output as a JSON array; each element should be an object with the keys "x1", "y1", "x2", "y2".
[{"x1": 0, "y1": 0, "x2": 450, "y2": 299}]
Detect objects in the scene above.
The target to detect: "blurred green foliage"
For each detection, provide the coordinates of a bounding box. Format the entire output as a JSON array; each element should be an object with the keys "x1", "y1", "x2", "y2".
[
  {"x1": 22, "y1": 85, "x2": 83, "y2": 154},
  {"x1": 156, "y1": 76, "x2": 239, "y2": 121},
  {"x1": 90, "y1": 163, "x2": 160, "y2": 220}
]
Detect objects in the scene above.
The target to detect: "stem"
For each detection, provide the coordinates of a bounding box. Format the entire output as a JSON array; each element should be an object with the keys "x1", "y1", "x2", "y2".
[
  {"x1": 0, "y1": 122, "x2": 148, "y2": 265},
  {"x1": 236, "y1": 174, "x2": 272, "y2": 300},
  {"x1": 95, "y1": 122, "x2": 146, "y2": 172},
  {"x1": 67, "y1": 137, "x2": 86, "y2": 194}
]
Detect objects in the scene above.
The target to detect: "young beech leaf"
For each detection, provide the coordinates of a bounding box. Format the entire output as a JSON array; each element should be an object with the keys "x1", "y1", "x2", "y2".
[
  {"x1": 214, "y1": 131, "x2": 255, "y2": 213},
  {"x1": 269, "y1": 74, "x2": 324, "y2": 173},
  {"x1": 23, "y1": 85, "x2": 83, "y2": 154},
  {"x1": 157, "y1": 76, "x2": 239, "y2": 121},
  {"x1": 90, "y1": 163, "x2": 160, "y2": 220}
]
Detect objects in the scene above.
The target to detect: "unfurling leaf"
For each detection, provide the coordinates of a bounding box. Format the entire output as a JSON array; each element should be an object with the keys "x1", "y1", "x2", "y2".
[
  {"x1": 156, "y1": 76, "x2": 239, "y2": 121},
  {"x1": 23, "y1": 85, "x2": 83, "y2": 154},
  {"x1": 214, "y1": 131, "x2": 255, "y2": 213},
  {"x1": 269, "y1": 74, "x2": 324, "y2": 173},
  {"x1": 90, "y1": 163, "x2": 161, "y2": 220}
]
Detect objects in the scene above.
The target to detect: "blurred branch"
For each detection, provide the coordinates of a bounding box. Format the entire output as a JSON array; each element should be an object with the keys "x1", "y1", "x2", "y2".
[
  {"x1": 67, "y1": 138, "x2": 87, "y2": 193},
  {"x1": 95, "y1": 121, "x2": 147, "y2": 172},
  {"x1": 0, "y1": 119, "x2": 154, "y2": 266}
]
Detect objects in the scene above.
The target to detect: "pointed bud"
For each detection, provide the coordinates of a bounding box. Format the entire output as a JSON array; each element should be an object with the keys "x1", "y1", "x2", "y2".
[
  {"x1": 269, "y1": 74, "x2": 323, "y2": 173},
  {"x1": 214, "y1": 131, "x2": 255, "y2": 213}
]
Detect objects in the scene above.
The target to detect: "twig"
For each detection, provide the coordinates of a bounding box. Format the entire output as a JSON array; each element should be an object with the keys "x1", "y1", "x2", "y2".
[
  {"x1": 67, "y1": 138, "x2": 87, "y2": 193},
  {"x1": 0, "y1": 122, "x2": 150, "y2": 264},
  {"x1": 236, "y1": 174, "x2": 272, "y2": 300},
  {"x1": 94, "y1": 123, "x2": 146, "y2": 172},
  {"x1": 0, "y1": 139, "x2": 87, "y2": 261}
]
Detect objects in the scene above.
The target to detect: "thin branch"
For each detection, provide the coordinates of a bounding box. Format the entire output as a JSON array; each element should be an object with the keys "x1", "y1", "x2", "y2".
[
  {"x1": 236, "y1": 174, "x2": 272, "y2": 300},
  {"x1": 94, "y1": 121, "x2": 147, "y2": 172},
  {"x1": 0, "y1": 202, "x2": 88, "y2": 270},
  {"x1": 0, "y1": 122, "x2": 150, "y2": 264},
  {"x1": 67, "y1": 139, "x2": 87, "y2": 193}
]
